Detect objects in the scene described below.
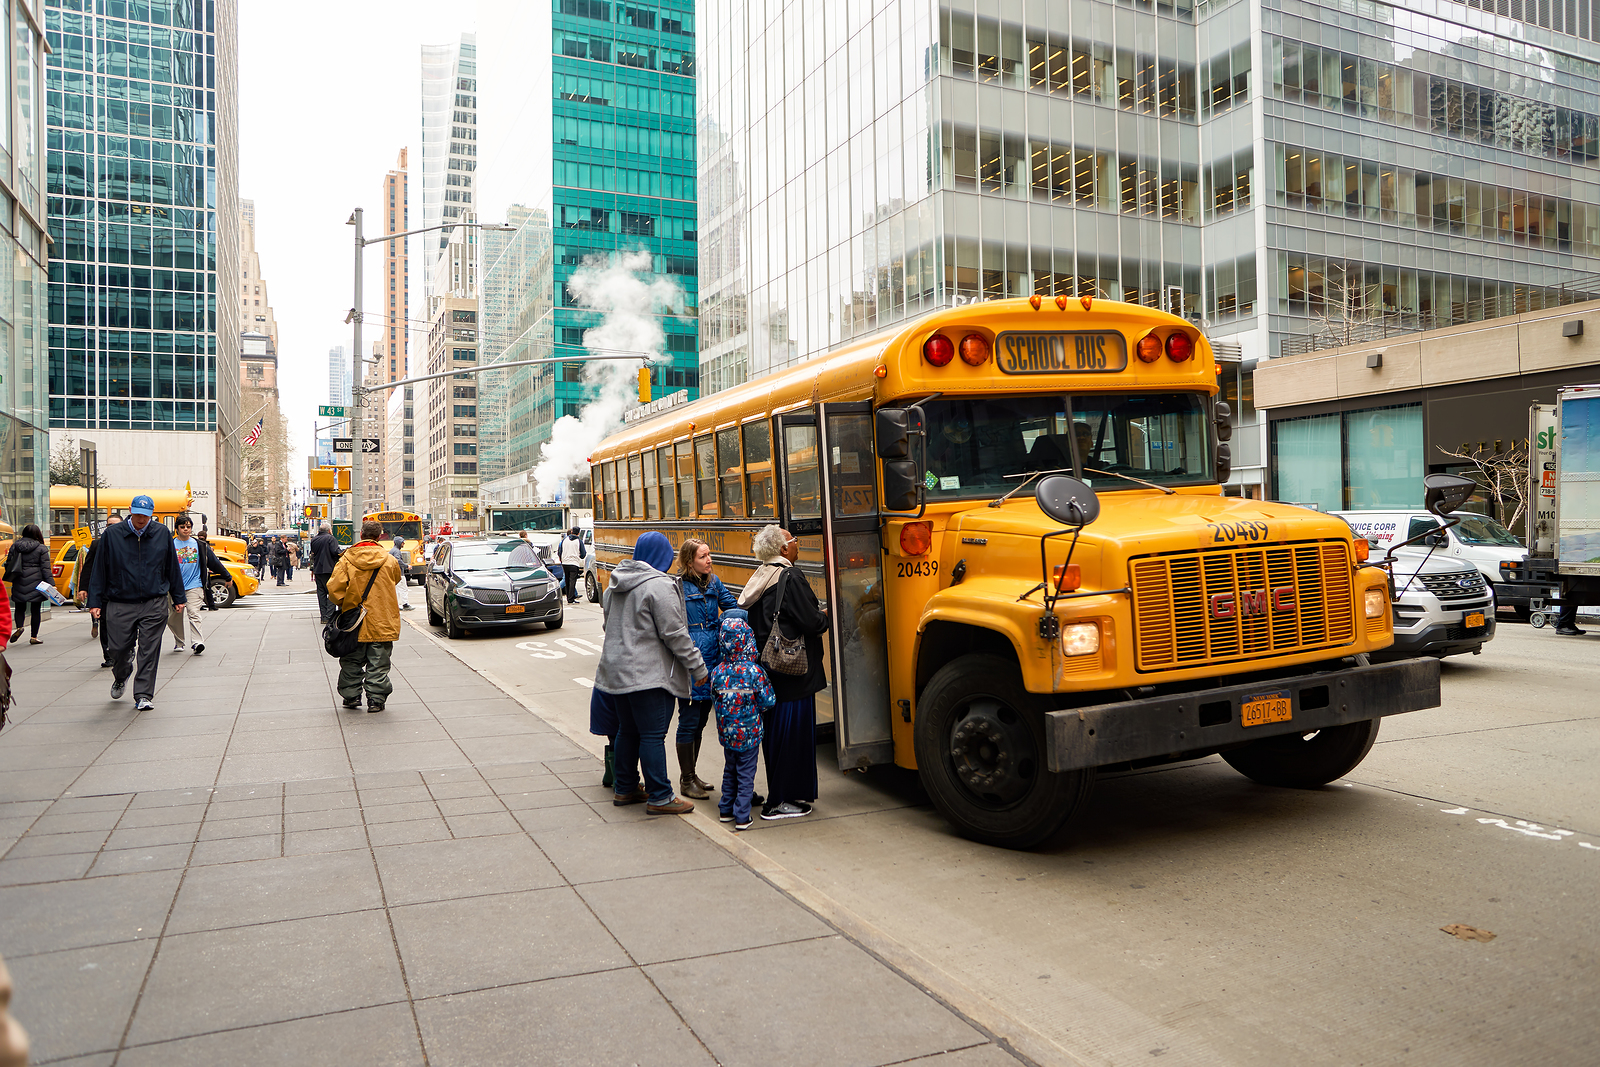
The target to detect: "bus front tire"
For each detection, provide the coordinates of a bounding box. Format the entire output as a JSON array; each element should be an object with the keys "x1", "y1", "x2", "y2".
[
  {"x1": 914, "y1": 653, "x2": 1094, "y2": 850},
  {"x1": 1220, "y1": 718, "x2": 1381, "y2": 788}
]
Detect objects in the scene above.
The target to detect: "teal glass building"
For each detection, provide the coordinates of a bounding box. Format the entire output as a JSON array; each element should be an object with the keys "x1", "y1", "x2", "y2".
[
  {"x1": 552, "y1": 0, "x2": 698, "y2": 417},
  {"x1": 43, "y1": 0, "x2": 240, "y2": 522}
]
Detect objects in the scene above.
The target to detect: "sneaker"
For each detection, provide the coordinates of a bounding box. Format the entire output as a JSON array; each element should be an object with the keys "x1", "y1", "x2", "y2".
[
  {"x1": 734, "y1": 820, "x2": 752, "y2": 831},
  {"x1": 401, "y1": 604, "x2": 414, "y2": 611},
  {"x1": 1555, "y1": 626, "x2": 1586, "y2": 636},
  {"x1": 192, "y1": 643, "x2": 204, "y2": 655},
  {"x1": 760, "y1": 802, "x2": 811, "y2": 820},
  {"x1": 751, "y1": 792, "x2": 765, "y2": 808},
  {"x1": 99, "y1": 659, "x2": 113, "y2": 669},
  {"x1": 134, "y1": 698, "x2": 154, "y2": 711},
  {"x1": 172, "y1": 643, "x2": 185, "y2": 652},
  {"x1": 367, "y1": 703, "x2": 384, "y2": 713},
  {"x1": 110, "y1": 679, "x2": 126, "y2": 700},
  {"x1": 342, "y1": 695, "x2": 362, "y2": 709},
  {"x1": 718, "y1": 811, "x2": 735, "y2": 823}
]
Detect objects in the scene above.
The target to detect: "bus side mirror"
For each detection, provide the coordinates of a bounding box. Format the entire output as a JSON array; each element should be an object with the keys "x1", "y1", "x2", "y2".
[
  {"x1": 1214, "y1": 400, "x2": 1232, "y2": 482},
  {"x1": 1423, "y1": 473, "x2": 1477, "y2": 516},
  {"x1": 1036, "y1": 476, "x2": 1100, "y2": 526},
  {"x1": 875, "y1": 407, "x2": 921, "y2": 459},
  {"x1": 882, "y1": 460, "x2": 922, "y2": 512}
]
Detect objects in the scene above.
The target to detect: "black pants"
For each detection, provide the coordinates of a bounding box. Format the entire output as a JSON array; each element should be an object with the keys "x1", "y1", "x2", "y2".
[
  {"x1": 11, "y1": 599, "x2": 40, "y2": 638},
  {"x1": 104, "y1": 596, "x2": 171, "y2": 701},
  {"x1": 1558, "y1": 597, "x2": 1581, "y2": 630},
  {"x1": 563, "y1": 565, "x2": 581, "y2": 602},
  {"x1": 314, "y1": 572, "x2": 334, "y2": 620}
]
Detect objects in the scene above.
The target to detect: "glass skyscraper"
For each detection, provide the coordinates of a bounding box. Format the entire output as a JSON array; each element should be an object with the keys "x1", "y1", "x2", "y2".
[
  {"x1": 698, "y1": 0, "x2": 1600, "y2": 497},
  {"x1": 551, "y1": 0, "x2": 699, "y2": 421},
  {"x1": 0, "y1": 0, "x2": 48, "y2": 533},
  {"x1": 45, "y1": 0, "x2": 240, "y2": 524},
  {"x1": 420, "y1": 34, "x2": 476, "y2": 304}
]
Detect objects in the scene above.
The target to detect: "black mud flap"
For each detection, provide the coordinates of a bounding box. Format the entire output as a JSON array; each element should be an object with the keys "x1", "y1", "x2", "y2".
[{"x1": 1044, "y1": 657, "x2": 1442, "y2": 774}]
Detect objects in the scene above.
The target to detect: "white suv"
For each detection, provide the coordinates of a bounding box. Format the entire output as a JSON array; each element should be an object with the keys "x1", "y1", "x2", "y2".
[{"x1": 1378, "y1": 552, "x2": 1497, "y2": 660}]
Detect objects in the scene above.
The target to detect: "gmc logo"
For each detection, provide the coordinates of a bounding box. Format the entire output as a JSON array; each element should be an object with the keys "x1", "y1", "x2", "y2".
[{"x1": 1209, "y1": 586, "x2": 1295, "y2": 619}]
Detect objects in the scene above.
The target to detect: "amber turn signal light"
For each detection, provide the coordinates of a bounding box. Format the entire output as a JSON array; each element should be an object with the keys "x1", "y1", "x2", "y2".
[
  {"x1": 1054, "y1": 295, "x2": 1069, "y2": 310},
  {"x1": 1053, "y1": 563, "x2": 1081, "y2": 592},
  {"x1": 923, "y1": 335, "x2": 955, "y2": 367},
  {"x1": 1029, "y1": 295, "x2": 1043, "y2": 310},
  {"x1": 1136, "y1": 334, "x2": 1162, "y2": 363},
  {"x1": 1354, "y1": 538, "x2": 1370, "y2": 562},
  {"x1": 899, "y1": 522, "x2": 933, "y2": 556},
  {"x1": 873, "y1": 364, "x2": 888, "y2": 378},
  {"x1": 958, "y1": 333, "x2": 991, "y2": 366}
]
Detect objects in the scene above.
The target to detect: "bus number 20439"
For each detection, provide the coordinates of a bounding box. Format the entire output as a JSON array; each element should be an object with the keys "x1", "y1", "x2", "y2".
[{"x1": 896, "y1": 560, "x2": 939, "y2": 577}]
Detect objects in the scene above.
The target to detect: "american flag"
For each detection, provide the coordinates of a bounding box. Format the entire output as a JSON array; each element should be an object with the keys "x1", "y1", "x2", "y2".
[{"x1": 244, "y1": 417, "x2": 264, "y2": 446}]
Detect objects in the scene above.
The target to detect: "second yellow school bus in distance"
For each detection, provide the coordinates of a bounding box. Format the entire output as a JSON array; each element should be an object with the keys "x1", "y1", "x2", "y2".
[
  {"x1": 363, "y1": 510, "x2": 428, "y2": 584},
  {"x1": 589, "y1": 297, "x2": 1444, "y2": 849}
]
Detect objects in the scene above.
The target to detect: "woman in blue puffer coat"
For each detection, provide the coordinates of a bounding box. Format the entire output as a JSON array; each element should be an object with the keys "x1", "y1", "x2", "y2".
[{"x1": 675, "y1": 537, "x2": 739, "y2": 799}]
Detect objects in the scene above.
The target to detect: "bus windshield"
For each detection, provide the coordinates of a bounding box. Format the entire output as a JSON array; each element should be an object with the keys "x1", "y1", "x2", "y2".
[
  {"x1": 920, "y1": 392, "x2": 1212, "y2": 500},
  {"x1": 377, "y1": 520, "x2": 422, "y2": 541}
]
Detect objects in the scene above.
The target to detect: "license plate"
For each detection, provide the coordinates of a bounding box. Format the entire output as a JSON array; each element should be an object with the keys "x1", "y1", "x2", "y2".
[
  {"x1": 1464, "y1": 612, "x2": 1484, "y2": 628},
  {"x1": 1241, "y1": 690, "x2": 1292, "y2": 728},
  {"x1": 504, "y1": 604, "x2": 526, "y2": 614}
]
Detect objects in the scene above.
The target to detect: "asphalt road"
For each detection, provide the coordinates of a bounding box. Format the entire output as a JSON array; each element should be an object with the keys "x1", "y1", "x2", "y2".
[{"x1": 405, "y1": 597, "x2": 1598, "y2": 1067}]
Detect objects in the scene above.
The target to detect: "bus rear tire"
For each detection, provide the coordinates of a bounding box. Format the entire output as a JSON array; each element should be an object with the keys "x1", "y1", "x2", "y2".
[
  {"x1": 914, "y1": 653, "x2": 1094, "y2": 850},
  {"x1": 1220, "y1": 718, "x2": 1381, "y2": 788}
]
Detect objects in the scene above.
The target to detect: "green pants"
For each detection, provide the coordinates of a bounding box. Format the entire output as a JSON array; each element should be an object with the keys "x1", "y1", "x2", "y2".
[{"x1": 337, "y1": 641, "x2": 393, "y2": 704}]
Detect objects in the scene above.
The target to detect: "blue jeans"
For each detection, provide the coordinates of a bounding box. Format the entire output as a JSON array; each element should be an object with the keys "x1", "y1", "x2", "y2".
[
  {"x1": 675, "y1": 698, "x2": 712, "y2": 745},
  {"x1": 719, "y1": 744, "x2": 760, "y2": 824},
  {"x1": 612, "y1": 687, "x2": 678, "y2": 806}
]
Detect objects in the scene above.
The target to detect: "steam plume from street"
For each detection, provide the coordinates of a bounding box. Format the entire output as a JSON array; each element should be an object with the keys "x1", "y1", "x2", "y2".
[{"x1": 532, "y1": 251, "x2": 682, "y2": 503}]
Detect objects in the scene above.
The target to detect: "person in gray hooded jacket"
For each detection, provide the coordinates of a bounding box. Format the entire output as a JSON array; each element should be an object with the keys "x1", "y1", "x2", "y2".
[{"x1": 594, "y1": 531, "x2": 707, "y2": 815}]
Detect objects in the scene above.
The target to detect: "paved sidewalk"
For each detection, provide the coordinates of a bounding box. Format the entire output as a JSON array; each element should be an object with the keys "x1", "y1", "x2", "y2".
[{"x1": 0, "y1": 602, "x2": 1031, "y2": 1065}]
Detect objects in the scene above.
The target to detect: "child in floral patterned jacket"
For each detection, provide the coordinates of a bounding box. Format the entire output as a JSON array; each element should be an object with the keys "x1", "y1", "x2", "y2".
[{"x1": 711, "y1": 613, "x2": 774, "y2": 830}]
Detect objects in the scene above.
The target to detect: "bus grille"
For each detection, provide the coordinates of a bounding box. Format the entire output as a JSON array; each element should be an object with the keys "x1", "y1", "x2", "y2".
[{"x1": 1130, "y1": 542, "x2": 1355, "y2": 671}]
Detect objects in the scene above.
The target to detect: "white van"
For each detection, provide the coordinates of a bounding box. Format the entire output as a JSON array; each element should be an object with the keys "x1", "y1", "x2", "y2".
[{"x1": 1332, "y1": 509, "x2": 1549, "y2": 615}]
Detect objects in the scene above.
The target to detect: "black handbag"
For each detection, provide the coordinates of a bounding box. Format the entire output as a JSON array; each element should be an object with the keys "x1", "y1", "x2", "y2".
[
  {"x1": 760, "y1": 569, "x2": 809, "y2": 676},
  {"x1": 322, "y1": 566, "x2": 382, "y2": 658}
]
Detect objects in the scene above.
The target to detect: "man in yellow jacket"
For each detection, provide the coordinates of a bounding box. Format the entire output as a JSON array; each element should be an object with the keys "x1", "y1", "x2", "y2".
[{"x1": 326, "y1": 520, "x2": 404, "y2": 712}]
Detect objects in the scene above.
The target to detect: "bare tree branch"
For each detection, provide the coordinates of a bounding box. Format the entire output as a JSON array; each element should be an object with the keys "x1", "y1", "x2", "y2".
[{"x1": 1438, "y1": 440, "x2": 1531, "y2": 532}]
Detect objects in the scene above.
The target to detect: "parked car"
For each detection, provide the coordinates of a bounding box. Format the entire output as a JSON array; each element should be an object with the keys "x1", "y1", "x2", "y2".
[
  {"x1": 1332, "y1": 508, "x2": 1543, "y2": 618},
  {"x1": 1375, "y1": 551, "x2": 1497, "y2": 660},
  {"x1": 583, "y1": 527, "x2": 599, "y2": 602},
  {"x1": 425, "y1": 537, "x2": 563, "y2": 638}
]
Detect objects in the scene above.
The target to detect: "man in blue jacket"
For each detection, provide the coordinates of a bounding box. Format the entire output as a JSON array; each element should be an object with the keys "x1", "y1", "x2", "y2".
[{"x1": 87, "y1": 494, "x2": 186, "y2": 711}]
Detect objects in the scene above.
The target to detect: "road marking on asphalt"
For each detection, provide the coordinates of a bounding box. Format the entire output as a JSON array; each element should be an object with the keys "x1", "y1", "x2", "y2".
[
  {"x1": 575, "y1": 677, "x2": 593, "y2": 688},
  {"x1": 514, "y1": 637, "x2": 601, "y2": 660},
  {"x1": 1438, "y1": 806, "x2": 1595, "y2": 852}
]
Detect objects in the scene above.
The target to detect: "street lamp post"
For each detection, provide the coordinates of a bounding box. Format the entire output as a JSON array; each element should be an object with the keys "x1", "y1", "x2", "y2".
[{"x1": 345, "y1": 211, "x2": 517, "y2": 526}]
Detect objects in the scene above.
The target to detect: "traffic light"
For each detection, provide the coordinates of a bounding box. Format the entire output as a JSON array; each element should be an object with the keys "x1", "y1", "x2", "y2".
[
  {"x1": 637, "y1": 366, "x2": 651, "y2": 403},
  {"x1": 462, "y1": 502, "x2": 475, "y2": 514},
  {"x1": 308, "y1": 467, "x2": 350, "y2": 493}
]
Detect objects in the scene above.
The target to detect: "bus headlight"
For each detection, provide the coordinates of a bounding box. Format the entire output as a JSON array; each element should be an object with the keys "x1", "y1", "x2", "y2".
[
  {"x1": 1061, "y1": 622, "x2": 1100, "y2": 657},
  {"x1": 1364, "y1": 588, "x2": 1386, "y2": 619}
]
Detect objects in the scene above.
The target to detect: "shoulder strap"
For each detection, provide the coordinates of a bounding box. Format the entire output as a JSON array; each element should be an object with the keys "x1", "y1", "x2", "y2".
[
  {"x1": 769, "y1": 567, "x2": 789, "y2": 620},
  {"x1": 357, "y1": 565, "x2": 382, "y2": 606}
]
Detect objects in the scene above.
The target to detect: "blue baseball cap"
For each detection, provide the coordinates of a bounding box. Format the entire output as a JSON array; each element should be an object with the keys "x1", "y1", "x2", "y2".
[{"x1": 129, "y1": 495, "x2": 155, "y2": 516}]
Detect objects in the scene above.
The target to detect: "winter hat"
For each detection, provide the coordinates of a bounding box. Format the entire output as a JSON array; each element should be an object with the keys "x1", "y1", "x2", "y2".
[{"x1": 632, "y1": 531, "x2": 674, "y2": 573}]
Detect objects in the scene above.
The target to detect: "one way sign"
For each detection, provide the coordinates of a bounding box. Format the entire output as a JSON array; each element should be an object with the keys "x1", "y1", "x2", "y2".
[{"x1": 332, "y1": 438, "x2": 381, "y2": 454}]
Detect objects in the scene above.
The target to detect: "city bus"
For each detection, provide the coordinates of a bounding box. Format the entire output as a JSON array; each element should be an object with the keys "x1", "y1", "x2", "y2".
[
  {"x1": 589, "y1": 296, "x2": 1446, "y2": 848},
  {"x1": 363, "y1": 510, "x2": 427, "y2": 583},
  {"x1": 483, "y1": 505, "x2": 568, "y2": 535}
]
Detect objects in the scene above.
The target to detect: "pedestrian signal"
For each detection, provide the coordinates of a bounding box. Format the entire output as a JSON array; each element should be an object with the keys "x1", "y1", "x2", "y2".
[{"x1": 637, "y1": 367, "x2": 651, "y2": 403}]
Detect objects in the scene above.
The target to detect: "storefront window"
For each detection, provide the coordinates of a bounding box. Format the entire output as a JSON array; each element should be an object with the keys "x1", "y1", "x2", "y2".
[
  {"x1": 1272, "y1": 413, "x2": 1341, "y2": 510},
  {"x1": 1344, "y1": 406, "x2": 1423, "y2": 508}
]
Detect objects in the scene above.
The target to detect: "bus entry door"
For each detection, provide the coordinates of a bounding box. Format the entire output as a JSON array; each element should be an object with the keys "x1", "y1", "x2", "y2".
[{"x1": 775, "y1": 404, "x2": 893, "y2": 770}]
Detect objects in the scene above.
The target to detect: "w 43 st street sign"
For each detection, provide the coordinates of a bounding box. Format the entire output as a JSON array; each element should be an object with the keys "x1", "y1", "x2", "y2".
[
  {"x1": 318, "y1": 405, "x2": 346, "y2": 417},
  {"x1": 332, "y1": 438, "x2": 380, "y2": 454}
]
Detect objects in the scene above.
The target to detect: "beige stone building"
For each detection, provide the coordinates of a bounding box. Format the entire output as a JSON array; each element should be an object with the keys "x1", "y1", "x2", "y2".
[
  {"x1": 240, "y1": 331, "x2": 290, "y2": 530},
  {"x1": 1256, "y1": 298, "x2": 1600, "y2": 515},
  {"x1": 240, "y1": 200, "x2": 278, "y2": 352},
  {"x1": 425, "y1": 294, "x2": 479, "y2": 524}
]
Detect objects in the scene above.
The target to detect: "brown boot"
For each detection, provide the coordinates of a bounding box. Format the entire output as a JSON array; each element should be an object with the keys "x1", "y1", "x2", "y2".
[
  {"x1": 677, "y1": 741, "x2": 709, "y2": 799},
  {"x1": 690, "y1": 737, "x2": 715, "y2": 795},
  {"x1": 646, "y1": 797, "x2": 694, "y2": 815}
]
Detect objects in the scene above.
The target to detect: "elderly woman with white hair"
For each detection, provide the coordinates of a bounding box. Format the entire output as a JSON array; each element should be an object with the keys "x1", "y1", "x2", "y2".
[{"x1": 738, "y1": 524, "x2": 830, "y2": 820}]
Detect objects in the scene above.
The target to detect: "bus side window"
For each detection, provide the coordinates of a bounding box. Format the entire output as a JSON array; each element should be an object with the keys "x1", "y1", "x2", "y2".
[
  {"x1": 676, "y1": 441, "x2": 696, "y2": 518},
  {"x1": 717, "y1": 427, "x2": 743, "y2": 517},
  {"x1": 695, "y1": 435, "x2": 718, "y2": 517},
  {"x1": 643, "y1": 449, "x2": 660, "y2": 521},
  {"x1": 744, "y1": 420, "x2": 774, "y2": 518},
  {"x1": 627, "y1": 454, "x2": 644, "y2": 519},
  {"x1": 593, "y1": 466, "x2": 607, "y2": 521},
  {"x1": 657, "y1": 445, "x2": 676, "y2": 520},
  {"x1": 603, "y1": 461, "x2": 620, "y2": 521}
]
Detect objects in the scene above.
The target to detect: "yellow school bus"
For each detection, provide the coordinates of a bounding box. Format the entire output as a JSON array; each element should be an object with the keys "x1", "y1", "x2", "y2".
[
  {"x1": 48, "y1": 486, "x2": 195, "y2": 554},
  {"x1": 589, "y1": 297, "x2": 1446, "y2": 848},
  {"x1": 363, "y1": 510, "x2": 427, "y2": 584}
]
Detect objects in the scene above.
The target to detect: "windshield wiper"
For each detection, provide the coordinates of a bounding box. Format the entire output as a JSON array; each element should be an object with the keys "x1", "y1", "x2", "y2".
[
  {"x1": 988, "y1": 467, "x2": 1076, "y2": 508},
  {"x1": 1083, "y1": 467, "x2": 1176, "y2": 495}
]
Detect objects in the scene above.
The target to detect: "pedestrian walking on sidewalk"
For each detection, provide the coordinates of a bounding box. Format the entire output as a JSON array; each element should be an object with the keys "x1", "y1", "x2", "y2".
[
  {"x1": 166, "y1": 515, "x2": 231, "y2": 655},
  {"x1": 390, "y1": 536, "x2": 415, "y2": 611},
  {"x1": 76, "y1": 516, "x2": 121, "y2": 665},
  {"x1": 740, "y1": 525, "x2": 830, "y2": 821},
  {"x1": 594, "y1": 531, "x2": 707, "y2": 815},
  {"x1": 5, "y1": 525, "x2": 54, "y2": 646},
  {"x1": 326, "y1": 520, "x2": 403, "y2": 713},
  {"x1": 557, "y1": 526, "x2": 586, "y2": 604},
  {"x1": 269, "y1": 537, "x2": 288, "y2": 585},
  {"x1": 675, "y1": 537, "x2": 738, "y2": 799},
  {"x1": 310, "y1": 522, "x2": 343, "y2": 621},
  {"x1": 711, "y1": 614, "x2": 773, "y2": 830},
  {"x1": 87, "y1": 494, "x2": 186, "y2": 712}
]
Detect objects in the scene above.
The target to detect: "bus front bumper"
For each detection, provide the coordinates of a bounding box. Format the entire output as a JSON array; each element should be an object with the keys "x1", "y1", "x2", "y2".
[{"x1": 1044, "y1": 657, "x2": 1441, "y2": 773}]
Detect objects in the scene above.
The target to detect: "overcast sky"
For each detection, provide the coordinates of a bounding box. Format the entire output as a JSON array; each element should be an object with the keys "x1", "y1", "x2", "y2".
[{"x1": 239, "y1": 0, "x2": 552, "y2": 485}]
